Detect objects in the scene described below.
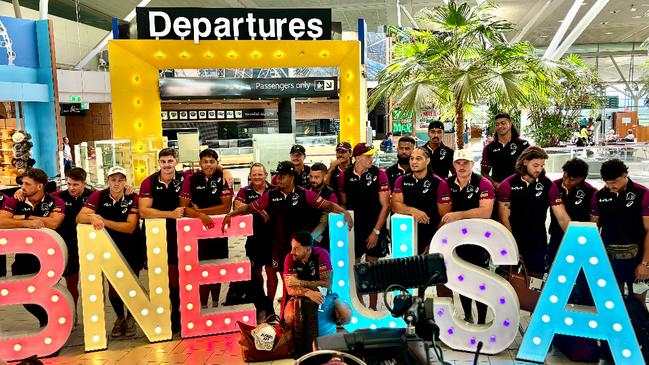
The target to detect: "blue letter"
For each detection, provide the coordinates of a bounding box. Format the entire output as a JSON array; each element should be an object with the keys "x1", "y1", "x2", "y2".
[{"x1": 518, "y1": 223, "x2": 642, "y2": 364}]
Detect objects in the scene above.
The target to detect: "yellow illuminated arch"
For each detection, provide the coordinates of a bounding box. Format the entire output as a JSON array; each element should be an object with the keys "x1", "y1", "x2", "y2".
[{"x1": 108, "y1": 40, "x2": 365, "y2": 184}]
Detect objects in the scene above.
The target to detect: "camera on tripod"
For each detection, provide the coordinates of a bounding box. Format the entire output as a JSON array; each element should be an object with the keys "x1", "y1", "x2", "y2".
[{"x1": 316, "y1": 254, "x2": 451, "y2": 365}]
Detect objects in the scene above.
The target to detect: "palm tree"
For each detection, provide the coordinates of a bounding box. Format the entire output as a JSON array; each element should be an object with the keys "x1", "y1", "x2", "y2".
[{"x1": 369, "y1": 0, "x2": 541, "y2": 148}]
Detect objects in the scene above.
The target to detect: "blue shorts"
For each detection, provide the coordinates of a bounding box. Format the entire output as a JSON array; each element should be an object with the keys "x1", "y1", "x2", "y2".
[{"x1": 317, "y1": 292, "x2": 339, "y2": 336}]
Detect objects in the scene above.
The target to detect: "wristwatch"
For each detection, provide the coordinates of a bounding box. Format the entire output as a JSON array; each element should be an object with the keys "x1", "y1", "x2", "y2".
[{"x1": 372, "y1": 228, "x2": 380, "y2": 235}]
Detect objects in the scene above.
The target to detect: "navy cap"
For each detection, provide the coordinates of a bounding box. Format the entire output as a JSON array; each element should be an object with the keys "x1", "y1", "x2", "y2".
[
  {"x1": 290, "y1": 144, "x2": 306, "y2": 155},
  {"x1": 428, "y1": 121, "x2": 444, "y2": 130},
  {"x1": 276, "y1": 161, "x2": 297, "y2": 175}
]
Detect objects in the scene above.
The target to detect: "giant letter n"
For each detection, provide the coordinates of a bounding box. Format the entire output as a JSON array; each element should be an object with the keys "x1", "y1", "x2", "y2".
[{"x1": 78, "y1": 220, "x2": 171, "y2": 351}]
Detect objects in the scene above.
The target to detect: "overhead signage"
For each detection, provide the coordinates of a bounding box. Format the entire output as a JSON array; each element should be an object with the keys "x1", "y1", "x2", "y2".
[
  {"x1": 136, "y1": 8, "x2": 331, "y2": 43},
  {"x1": 162, "y1": 108, "x2": 277, "y2": 121},
  {"x1": 159, "y1": 77, "x2": 338, "y2": 99},
  {"x1": 60, "y1": 103, "x2": 89, "y2": 116}
]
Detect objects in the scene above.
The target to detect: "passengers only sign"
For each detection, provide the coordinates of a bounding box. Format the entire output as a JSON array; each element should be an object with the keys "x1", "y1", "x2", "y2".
[
  {"x1": 136, "y1": 8, "x2": 332, "y2": 43},
  {"x1": 159, "y1": 77, "x2": 339, "y2": 99}
]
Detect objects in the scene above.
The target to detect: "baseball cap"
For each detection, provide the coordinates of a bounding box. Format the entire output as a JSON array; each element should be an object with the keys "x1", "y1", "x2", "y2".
[
  {"x1": 251, "y1": 322, "x2": 276, "y2": 351},
  {"x1": 290, "y1": 144, "x2": 306, "y2": 155},
  {"x1": 276, "y1": 161, "x2": 297, "y2": 175},
  {"x1": 335, "y1": 142, "x2": 352, "y2": 152},
  {"x1": 453, "y1": 149, "x2": 473, "y2": 162},
  {"x1": 107, "y1": 166, "x2": 127, "y2": 178},
  {"x1": 352, "y1": 142, "x2": 376, "y2": 157},
  {"x1": 428, "y1": 121, "x2": 444, "y2": 130}
]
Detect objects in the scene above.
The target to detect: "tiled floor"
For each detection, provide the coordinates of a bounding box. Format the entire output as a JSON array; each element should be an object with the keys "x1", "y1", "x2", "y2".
[{"x1": 1, "y1": 234, "x2": 607, "y2": 365}]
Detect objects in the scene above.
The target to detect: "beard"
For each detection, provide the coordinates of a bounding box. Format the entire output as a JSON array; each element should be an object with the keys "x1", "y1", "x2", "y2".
[{"x1": 397, "y1": 155, "x2": 410, "y2": 165}]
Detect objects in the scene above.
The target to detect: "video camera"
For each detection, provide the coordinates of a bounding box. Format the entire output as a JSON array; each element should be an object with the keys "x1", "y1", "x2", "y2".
[{"x1": 316, "y1": 254, "x2": 471, "y2": 365}]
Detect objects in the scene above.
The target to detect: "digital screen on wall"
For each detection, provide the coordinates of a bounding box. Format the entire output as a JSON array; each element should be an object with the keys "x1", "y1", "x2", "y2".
[{"x1": 159, "y1": 77, "x2": 338, "y2": 99}]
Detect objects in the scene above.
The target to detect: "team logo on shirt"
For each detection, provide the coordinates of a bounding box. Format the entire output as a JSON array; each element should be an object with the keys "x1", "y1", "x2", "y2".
[
  {"x1": 422, "y1": 180, "x2": 431, "y2": 194},
  {"x1": 440, "y1": 149, "x2": 447, "y2": 160},
  {"x1": 535, "y1": 182, "x2": 543, "y2": 197},
  {"x1": 575, "y1": 189, "x2": 585, "y2": 205},
  {"x1": 366, "y1": 173, "x2": 376, "y2": 186},
  {"x1": 291, "y1": 193, "x2": 300, "y2": 206},
  {"x1": 37, "y1": 202, "x2": 51, "y2": 216},
  {"x1": 510, "y1": 143, "x2": 518, "y2": 156},
  {"x1": 210, "y1": 179, "x2": 218, "y2": 195},
  {"x1": 122, "y1": 198, "x2": 133, "y2": 210},
  {"x1": 626, "y1": 192, "x2": 636, "y2": 207},
  {"x1": 466, "y1": 184, "x2": 475, "y2": 199},
  {"x1": 173, "y1": 179, "x2": 182, "y2": 193}
]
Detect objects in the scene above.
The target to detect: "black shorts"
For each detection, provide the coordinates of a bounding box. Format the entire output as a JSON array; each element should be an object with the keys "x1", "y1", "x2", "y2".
[
  {"x1": 456, "y1": 244, "x2": 490, "y2": 268},
  {"x1": 198, "y1": 237, "x2": 229, "y2": 261},
  {"x1": 63, "y1": 240, "x2": 80, "y2": 276},
  {"x1": 12, "y1": 254, "x2": 40, "y2": 276},
  {"x1": 245, "y1": 236, "x2": 272, "y2": 269},
  {"x1": 354, "y1": 227, "x2": 389, "y2": 259},
  {"x1": 115, "y1": 241, "x2": 145, "y2": 274}
]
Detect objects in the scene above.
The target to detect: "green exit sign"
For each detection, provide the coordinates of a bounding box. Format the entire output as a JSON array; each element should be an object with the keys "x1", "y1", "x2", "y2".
[
  {"x1": 80, "y1": 102, "x2": 90, "y2": 110},
  {"x1": 70, "y1": 96, "x2": 82, "y2": 102}
]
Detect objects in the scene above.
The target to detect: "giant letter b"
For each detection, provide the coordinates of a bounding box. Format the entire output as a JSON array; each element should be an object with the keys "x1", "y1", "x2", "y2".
[{"x1": 0, "y1": 229, "x2": 74, "y2": 360}]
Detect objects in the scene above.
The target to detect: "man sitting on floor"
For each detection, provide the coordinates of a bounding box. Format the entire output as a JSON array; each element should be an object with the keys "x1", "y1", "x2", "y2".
[{"x1": 283, "y1": 231, "x2": 351, "y2": 336}]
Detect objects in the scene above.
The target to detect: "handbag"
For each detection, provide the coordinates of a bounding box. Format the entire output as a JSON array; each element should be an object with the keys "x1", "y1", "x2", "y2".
[
  {"x1": 238, "y1": 314, "x2": 294, "y2": 362},
  {"x1": 507, "y1": 262, "x2": 544, "y2": 312}
]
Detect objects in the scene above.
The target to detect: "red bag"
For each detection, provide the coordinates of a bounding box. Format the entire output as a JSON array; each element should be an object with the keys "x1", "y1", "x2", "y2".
[
  {"x1": 238, "y1": 314, "x2": 294, "y2": 362},
  {"x1": 507, "y1": 262, "x2": 544, "y2": 312}
]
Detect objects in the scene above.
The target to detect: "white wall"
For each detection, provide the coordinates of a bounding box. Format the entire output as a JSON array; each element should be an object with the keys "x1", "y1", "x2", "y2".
[
  {"x1": 0, "y1": 2, "x2": 109, "y2": 68},
  {"x1": 57, "y1": 70, "x2": 111, "y2": 103}
]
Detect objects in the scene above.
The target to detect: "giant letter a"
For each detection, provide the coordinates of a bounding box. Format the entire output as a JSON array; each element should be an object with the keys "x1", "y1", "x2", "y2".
[{"x1": 518, "y1": 222, "x2": 643, "y2": 364}]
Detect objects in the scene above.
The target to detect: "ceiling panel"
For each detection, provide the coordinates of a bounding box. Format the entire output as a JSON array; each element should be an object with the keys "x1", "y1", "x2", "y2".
[{"x1": 4, "y1": 0, "x2": 649, "y2": 60}]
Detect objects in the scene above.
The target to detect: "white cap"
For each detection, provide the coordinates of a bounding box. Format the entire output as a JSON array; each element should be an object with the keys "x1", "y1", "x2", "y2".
[
  {"x1": 107, "y1": 166, "x2": 127, "y2": 178},
  {"x1": 453, "y1": 149, "x2": 473, "y2": 162},
  {"x1": 251, "y1": 323, "x2": 276, "y2": 351}
]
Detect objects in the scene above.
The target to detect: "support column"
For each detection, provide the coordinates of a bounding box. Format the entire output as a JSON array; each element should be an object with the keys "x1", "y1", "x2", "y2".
[{"x1": 278, "y1": 98, "x2": 295, "y2": 133}]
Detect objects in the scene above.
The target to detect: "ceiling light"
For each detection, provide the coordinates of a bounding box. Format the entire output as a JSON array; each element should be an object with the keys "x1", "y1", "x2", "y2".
[
  {"x1": 604, "y1": 32, "x2": 614, "y2": 35},
  {"x1": 633, "y1": 15, "x2": 642, "y2": 18},
  {"x1": 631, "y1": 4, "x2": 638, "y2": 11},
  {"x1": 600, "y1": 21, "x2": 609, "y2": 24}
]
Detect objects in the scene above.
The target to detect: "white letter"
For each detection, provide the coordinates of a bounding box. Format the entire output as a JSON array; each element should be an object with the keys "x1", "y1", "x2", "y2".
[
  {"x1": 306, "y1": 18, "x2": 323, "y2": 39},
  {"x1": 148, "y1": 11, "x2": 171, "y2": 38},
  {"x1": 258, "y1": 18, "x2": 276, "y2": 39},
  {"x1": 192, "y1": 17, "x2": 211, "y2": 44},
  {"x1": 232, "y1": 17, "x2": 245, "y2": 39},
  {"x1": 288, "y1": 18, "x2": 306, "y2": 39},
  {"x1": 245, "y1": 13, "x2": 257, "y2": 38},
  {"x1": 173, "y1": 17, "x2": 191, "y2": 39},
  {"x1": 430, "y1": 219, "x2": 520, "y2": 354},
  {"x1": 275, "y1": 18, "x2": 288, "y2": 39},
  {"x1": 213, "y1": 18, "x2": 231, "y2": 38}
]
